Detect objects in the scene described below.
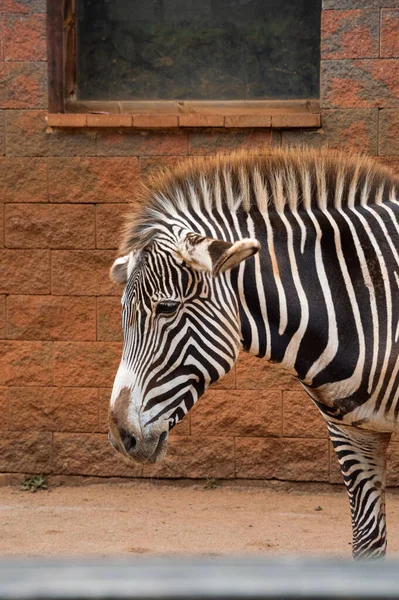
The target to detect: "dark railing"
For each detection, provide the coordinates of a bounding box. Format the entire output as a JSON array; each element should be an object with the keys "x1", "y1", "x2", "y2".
[{"x1": 0, "y1": 558, "x2": 398, "y2": 600}]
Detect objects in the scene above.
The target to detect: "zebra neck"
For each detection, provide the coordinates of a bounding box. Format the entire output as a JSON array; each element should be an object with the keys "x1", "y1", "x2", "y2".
[
  {"x1": 233, "y1": 244, "x2": 299, "y2": 375},
  {"x1": 231, "y1": 207, "x2": 317, "y2": 380}
]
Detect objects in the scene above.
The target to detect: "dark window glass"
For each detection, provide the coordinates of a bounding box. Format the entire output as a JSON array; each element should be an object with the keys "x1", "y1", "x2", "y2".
[{"x1": 77, "y1": 0, "x2": 321, "y2": 101}]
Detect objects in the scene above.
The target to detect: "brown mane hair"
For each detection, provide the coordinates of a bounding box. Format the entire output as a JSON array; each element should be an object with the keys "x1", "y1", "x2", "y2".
[{"x1": 119, "y1": 147, "x2": 399, "y2": 256}]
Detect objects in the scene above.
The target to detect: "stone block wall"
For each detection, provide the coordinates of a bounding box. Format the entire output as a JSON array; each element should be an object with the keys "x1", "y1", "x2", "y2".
[{"x1": 0, "y1": 0, "x2": 399, "y2": 484}]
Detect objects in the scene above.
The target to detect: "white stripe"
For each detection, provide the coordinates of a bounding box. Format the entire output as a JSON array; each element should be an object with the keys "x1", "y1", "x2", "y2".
[
  {"x1": 350, "y1": 205, "x2": 392, "y2": 402},
  {"x1": 337, "y1": 207, "x2": 379, "y2": 394},
  {"x1": 320, "y1": 207, "x2": 365, "y2": 397},
  {"x1": 279, "y1": 210, "x2": 309, "y2": 368}
]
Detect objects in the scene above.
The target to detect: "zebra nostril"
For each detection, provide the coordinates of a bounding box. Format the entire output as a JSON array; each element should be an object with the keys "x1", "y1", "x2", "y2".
[
  {"x1": 120, "y1": 429, "x2": 137, "y2": 453},
  {"x1": 159, "y1": 431, "x2": 168, "y2": 442}
]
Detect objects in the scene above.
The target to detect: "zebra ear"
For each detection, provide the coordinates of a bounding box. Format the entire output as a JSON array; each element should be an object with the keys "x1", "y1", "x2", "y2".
[
  {"x1": 110, "y1": 254, "x2": 130, "y2": 284},
  {"x1": 179, "y1": 233, "x2": 260, "y2": 277}
]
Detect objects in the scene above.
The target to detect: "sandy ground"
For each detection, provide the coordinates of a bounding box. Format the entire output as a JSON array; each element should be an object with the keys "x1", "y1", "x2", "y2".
[{"x1": 1, "y1": 480, "x2": 399, "y2": 559}]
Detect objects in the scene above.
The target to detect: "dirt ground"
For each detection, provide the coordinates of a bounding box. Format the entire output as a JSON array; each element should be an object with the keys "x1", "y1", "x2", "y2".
[{"x1": 1, "y1": 480, "x2": 399, "y2": 559}]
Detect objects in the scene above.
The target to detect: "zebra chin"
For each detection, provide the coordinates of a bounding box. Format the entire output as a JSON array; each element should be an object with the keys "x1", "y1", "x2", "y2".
[{"x1": 109, "y1": 384, "x2": 171, "y2": 464}]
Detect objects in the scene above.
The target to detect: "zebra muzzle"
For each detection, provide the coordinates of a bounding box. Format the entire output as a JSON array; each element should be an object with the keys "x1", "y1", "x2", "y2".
[{"x1": 108, "y1": 420, "x2": 169, "y2": 464}]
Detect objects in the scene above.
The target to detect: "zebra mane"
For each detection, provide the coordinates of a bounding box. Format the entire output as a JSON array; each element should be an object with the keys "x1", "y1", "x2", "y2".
[{"x1": 120, "y1": 147, "x2": 399, "y2": 255}]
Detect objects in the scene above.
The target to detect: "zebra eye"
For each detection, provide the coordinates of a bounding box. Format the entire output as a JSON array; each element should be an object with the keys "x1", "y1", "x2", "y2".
[{"x1": 155, "y1": 301, "x2": 179, "y2": 316}]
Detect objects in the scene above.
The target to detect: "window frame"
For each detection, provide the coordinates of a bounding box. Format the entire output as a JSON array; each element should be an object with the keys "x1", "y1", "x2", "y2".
[{"x1": 46, "y1": 0, "x2": 321, "y2": 128}]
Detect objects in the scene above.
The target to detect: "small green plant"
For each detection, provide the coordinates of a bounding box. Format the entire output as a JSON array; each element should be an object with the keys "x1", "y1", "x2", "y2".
[
  {"x1": 204, "y1": 477, "x2": 219, "y2": 490},
  {"x1": 19, "y1": 475, "x2": 48, "y2": 493}
]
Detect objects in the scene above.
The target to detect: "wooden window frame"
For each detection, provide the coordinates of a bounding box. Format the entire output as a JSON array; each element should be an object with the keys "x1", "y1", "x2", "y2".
[{"x1": 47, "y1": 0, "x2": 321, "y2": 129}]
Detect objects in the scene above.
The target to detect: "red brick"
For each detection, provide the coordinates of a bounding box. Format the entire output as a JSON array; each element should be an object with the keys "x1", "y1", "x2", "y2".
[
  {"x1": 235, "y1": 438, "x2": 329, "y2": 481},
  {"x1": 0, "y1": 111, "x2": 4, "y2": 155},
  {"x1": 271, "y1": 129, "x2": 282, "y2": 146},
  {"x1": 144, "y1": 436, "x2": 235, "y2": 479},
  {"x1": 0, "y1": 387, "x2": 8, "y2": 428},
  {"x1": 169, "y1": 416, "x2": 191, "y2": 436},
  {"x1": 321, "y1": 10, "x2": 379, "y2": 59},
  {"x1": 96, "y1": 131, "x2": 188, "y2": 157},
  {"x1": 53, "y1": 432, "x2": 142, "y2": 477},
  {"x1": 210, "y1": 366, "x2": 236, "y2": 390},
  {"x1": 139, "y1": 156, "x2": 183, "y2": 180},
  {"x1": 6, "y1": 109, "x2": 47, "y2": 155},
  {"x1": 0, "y1": 158, "x2": 47, "y2": 202},
  {"x1": 0, "y1": 431, "x2": 51, "y2": 473},
  {"x1": 0, "y1": 249, "x2": 49, "y2": 294},
  {"x1": 0, "y1": 341, "x2": 52, "y2": 386},
  {"x1": 86, "y1": 114, "x2": 132, "y2": 128},
  {"x1": 324, "y1": 1, "x2": 397, "y2": 7},
  {"x1": 0, "y1": 18, "x2": 3, "y2": 60},
  {"x1": 51, "y1": 250, "x2": 118, "y2": 296},
  {"x1": 5, "y1": 110, "x2": 97, "y2": 157},
  {"x1": 133, "y1": 114, "x2": 178, "y2": 128},
  {"x1": 96, "y1": 203, "x2": 128, "y2": 249},
  {"x1": 387, "y1": 443, "x2": 399, "y2": 486},
  {"x1": 189, "y1": 130, "x2": 272, "y2": 155},
  {"x1": 4, "y1": 14, "x2": 46, "y2": 61},
  {"x1": 54, "y1": 341, "x2": 121, "y2": 387},
  {"x1": 98, "y1": 388, "x2": 111, "y2": 433},
  {"x1": 48, "y1": 158, "x2": 139, "y2": 203},
  {"x1": 224, "y1": 115, "x2": 271, "y2": 128},
  {"x1": 48, "y1": 129, "x2": 98, "y2": 157},
  {"x1": 179, "y1": 114, "x2": 225, "y2": 127},
  {"x1": 191, "y1": 390, "x2": 282, "y2": 437},
  {"x1": 282, "y1": 108, "x2": 378, "y2": 154},
  {"x1": 0, "y1": 0, "x2": 46, "y2": 12},
  {"x1": 283, "y1": 391, "x2": 328, "y2": 438},
  {"x1": 321, "y1": 59, "x2": 399, "y2": 108},
  {"x1": 7, "y1": 295, "x2": 96, "y2": 341},
  {"x1": 0, "y1": 62, "x2": 46, "y2": 108},
  {"x1": 236, "y1": 353, "x2": 301, "y2": 391},
  {"x1": 97, "y1": 296, "x2": 122, "y2": 342},
  {"x1": 0, "y1": 203, "x2": 3, "y2": 247},
  {"x1": 5, "y1": 204, "x2": 95, "y2": 249},
  {"x1": 0, "y1": 295, "x2": 5, "y2": 338},
  {"x1": 9, "y1": 387, "x2": 98, "y2": 432},
  {"x1": 379, "y1": 109, "x2": 399, "y2": 155},
  {"x1": 376, "y1": 156, "x2": 399, "y2": 175},
  {"x1": 381, "y1": 9, "x2": 399, "y2": 57}
]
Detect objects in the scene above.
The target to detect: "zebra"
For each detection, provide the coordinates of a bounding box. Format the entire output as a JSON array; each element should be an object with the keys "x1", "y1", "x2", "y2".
[{"x1": 108, "y1": 147, "x2": 399, "y2": 560}]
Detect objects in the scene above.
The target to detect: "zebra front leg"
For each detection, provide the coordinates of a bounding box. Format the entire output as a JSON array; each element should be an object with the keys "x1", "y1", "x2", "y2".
[{"x1": 327, "y1": 422, "x2": 391, "y2": 560}]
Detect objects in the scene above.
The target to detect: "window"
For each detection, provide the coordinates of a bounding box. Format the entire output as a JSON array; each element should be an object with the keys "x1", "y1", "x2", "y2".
[
  {"x1": 48, "y1": 0, "x2": 321, "y2": 127},
  {"x1": 77, "y1": 0, "x2": 320, "y2": 102}
]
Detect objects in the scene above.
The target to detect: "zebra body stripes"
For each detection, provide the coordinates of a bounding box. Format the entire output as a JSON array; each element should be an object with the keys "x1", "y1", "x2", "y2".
[{"x1": 109, "y1": 148, "x2": 399, "y2": 559}]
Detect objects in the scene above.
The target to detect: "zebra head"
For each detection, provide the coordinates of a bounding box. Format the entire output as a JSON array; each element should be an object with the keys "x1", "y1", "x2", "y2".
[{"x1": 109, "y1": 229, "x2": 259, "y2": 463}]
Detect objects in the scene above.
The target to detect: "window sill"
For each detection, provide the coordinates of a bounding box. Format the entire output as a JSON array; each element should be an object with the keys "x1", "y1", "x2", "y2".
[
  {"x1": 47, "y1": 112, "x2": 321, "y2": 129},
  {"x1": 46, "y1": 100, "x2": 321, "y2": 129}
]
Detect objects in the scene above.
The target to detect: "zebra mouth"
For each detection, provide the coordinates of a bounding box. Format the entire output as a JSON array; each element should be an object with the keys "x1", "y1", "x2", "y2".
[{"x1": 146, "y1": 430, "x2": 169, "y2": 464}]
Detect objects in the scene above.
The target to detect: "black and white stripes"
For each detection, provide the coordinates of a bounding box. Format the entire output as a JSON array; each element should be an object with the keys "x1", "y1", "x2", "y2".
[{"x1": 109, "y1": 147, "x2": 399, "y2": 558}]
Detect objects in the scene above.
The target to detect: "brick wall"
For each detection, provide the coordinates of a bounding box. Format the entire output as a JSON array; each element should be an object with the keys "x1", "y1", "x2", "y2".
[{"x1": 0, "y1": 0, "x2": 399, "y2": 485}]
